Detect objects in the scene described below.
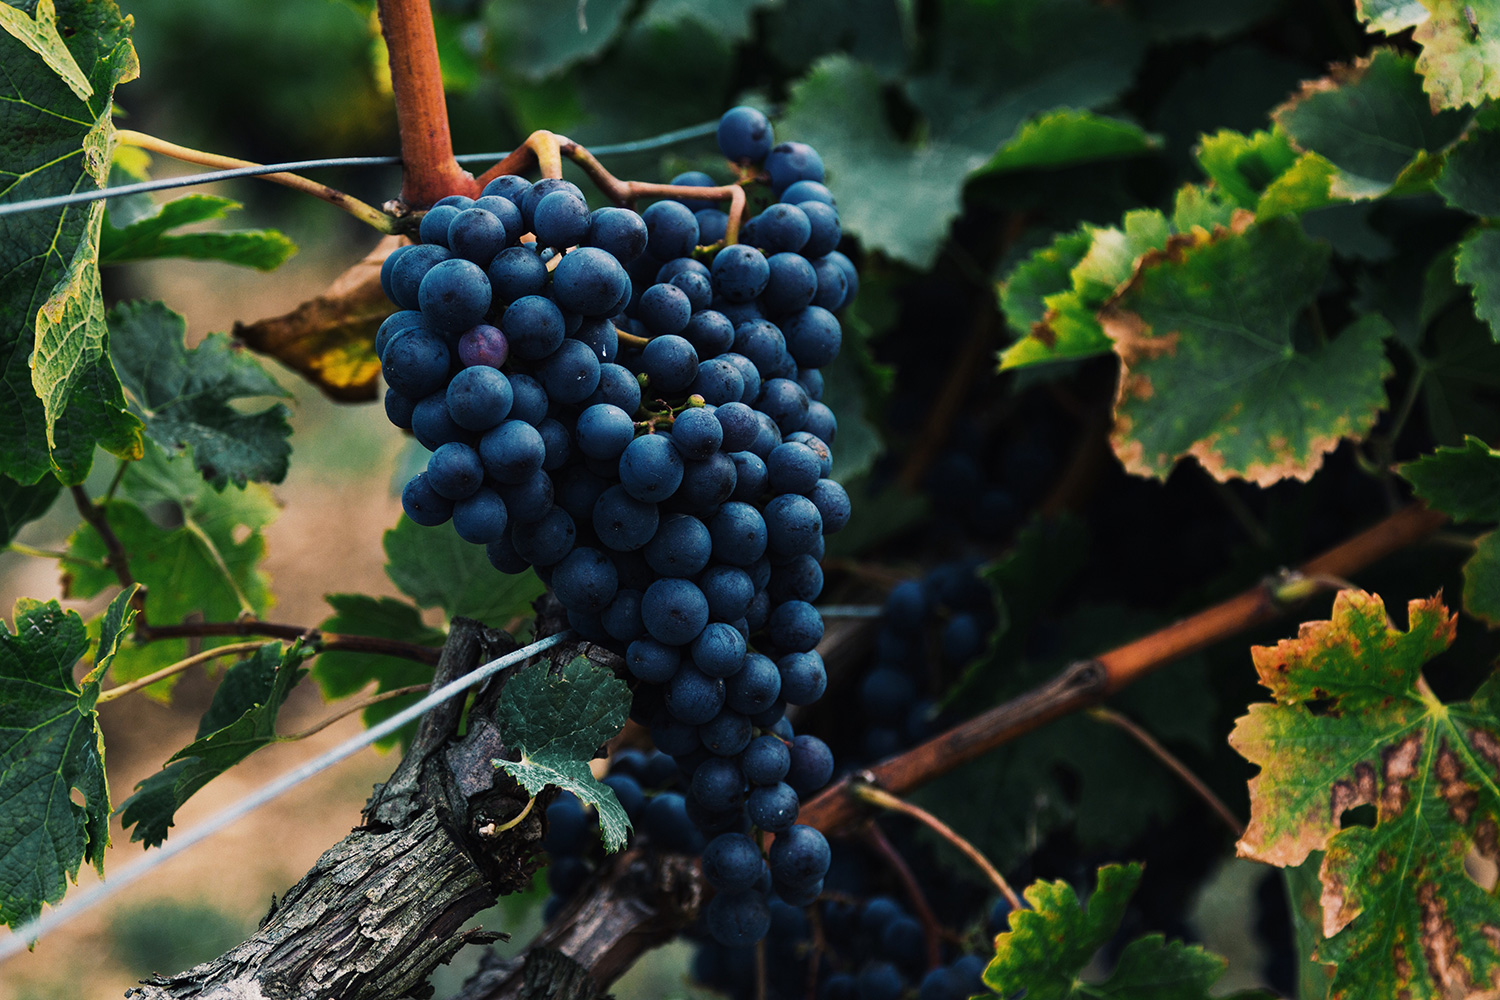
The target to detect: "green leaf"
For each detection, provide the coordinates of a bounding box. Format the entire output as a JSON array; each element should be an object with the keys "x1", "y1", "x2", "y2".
[
  {"x1": 1272, "y1": 50, "x2": 1472, "y2": 200},
  {"x1": 908, "y1": 0, "x2": 1143, "y2": 153},
  {"x1": 977, "y1": 110, "x2": 1159, "y2": 175},
  {"x1": 0, "y1": 472, "x2": 60, "y2": 545},
  {"x1": 640, "y1": 0, "x2": 780, "y2": 42},
  {"x1": 63, "y1": 442, "x2": 277, "y2": 690},
  {"x1": 1229, "y1": 590, "x2": 1500, "y2": 999},
  {"x1": 100, "y1": 193, "x2": 296, "y2": 271},
  {"x1": 1100, "y1": 216, "x2": 1392, "y2": 486},
  {"x1": 1399, "y1": 435, "x2": 1500, "y2": 521},
  {"x1": 107, "y1": 300, "x2": 292, "y2": 488},
  {"x1": 1195, "y1": 128, "x2": 1298, "y2": 207},
  {"x1": 120, "y1": 641, "x2": 307, "y2": 847},
  {"x1": 984, "y1": 863, "x2": 1241, "y2": 999},
  {"x1": 492, "y1": 656, "x2": 632, "y2": 852},
  {"x1": 0, "y1": 0, "x2": 91, "y2": 101},
  {"x1": 383, "y1": 515, "x2": 545, "y2": 626},
  {"x1": 1411, "y1": 0, "x2": 1500, "y2": 110},
  {"x1": 1136, "y1": 0, "x2": 1287, "y2": 40},
  {"x1": 821, "y1": 343, "x2": 883, "y2": 483},
  {"x1": 1465, "y1": 530, "x2": 1500, "y2": 624},
  {"x1": 311, "y1": 594, "x2": 443, "y2": 750},
  {"x1": 779, "y1": 55, "x2": 983, "y2": 269},
  {"x1": 999, "y1": 208, "x2": 1213, "y2": 372},
  {"x1": 0, "y1": 586, "x2": 136, "y2": 926},
  {"x1": 1456, "y1": 227, "x2": 1500, "y2": 342},
  {"x1": 1434, "y1": 127, "x2": 1500, "y2": 216},
  {"x1": 0, "y1": 0, "x2": 143, "y2": 486},
  {"x1": 483, "y1": 0, "x2": 631, "y2": 81},
  {"x1": 999, "y1": 228, "x2": 1094, "y2": 338}
]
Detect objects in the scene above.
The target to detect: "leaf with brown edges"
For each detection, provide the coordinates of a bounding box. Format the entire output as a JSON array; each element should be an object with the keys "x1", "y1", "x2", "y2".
[
  {"x1": 1099, "y1": 215, "x2": 1392, "y2": 486},
  {"x1": 231, "y1": 235, "x2": 401, "y2": 402},
  {"x1": 1230, "y1": 589, "x2": 1500, "y2": 999}
]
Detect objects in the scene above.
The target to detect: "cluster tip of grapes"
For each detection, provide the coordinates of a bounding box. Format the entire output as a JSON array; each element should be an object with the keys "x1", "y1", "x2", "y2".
[{"x1": 376, "y1": 105, "x2": 852, "y2": 948}]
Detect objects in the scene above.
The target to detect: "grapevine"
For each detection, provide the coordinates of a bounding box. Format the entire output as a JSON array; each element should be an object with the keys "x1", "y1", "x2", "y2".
[{"x1": 5, "y1": 3, "x2": 1500, "y2": 1000}]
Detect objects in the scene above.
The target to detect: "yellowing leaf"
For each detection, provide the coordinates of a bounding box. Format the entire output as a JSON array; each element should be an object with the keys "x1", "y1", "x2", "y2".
[{"x1": 1230, "y1": 589, "x2": 1500, "y2": 999}]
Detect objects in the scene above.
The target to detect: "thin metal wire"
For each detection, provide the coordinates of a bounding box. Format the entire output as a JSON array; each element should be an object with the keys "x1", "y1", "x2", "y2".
[
  {"x1": 816, "y1": 605, "x2": 884, "y2": 619},
  {"x1": 0, "y1": 119, "x2": 721, "y2": 220},
  {"x1": 0, "y1": 630, "x2": 571, "y2": 962}
]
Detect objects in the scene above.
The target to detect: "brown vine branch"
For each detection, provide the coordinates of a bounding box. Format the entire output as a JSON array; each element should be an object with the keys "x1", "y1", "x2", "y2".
[
  {"x1": 1085, "y1": 707, "x2": 1244, "y2": 838},
  {"x1": 116, "y1": 130, "x2": 397, "y2": 232},
  {"x1": 377, "y1": 0, "x2": 476, "y2": 206},
  {"x1": 852, "y1": 782, "x2": 1023, "y2": 912},
  {"x1": 96, "y1": 640, "x2": 268, "y2": 703},
  {"x1": 859, "y1": 822, "x2": 944, "y2": 970},
  {"x1": 137, "y1": 619, "x2": 443, "y2": 665},
  {"x1": 799, "y1": 501, "x2": 1449, "y2": 835}
]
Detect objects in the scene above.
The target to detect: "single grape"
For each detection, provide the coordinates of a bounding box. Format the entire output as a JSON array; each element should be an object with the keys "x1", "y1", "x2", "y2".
[{"x1": 717, "y1": 106, "x2": 774, "y2": 163}]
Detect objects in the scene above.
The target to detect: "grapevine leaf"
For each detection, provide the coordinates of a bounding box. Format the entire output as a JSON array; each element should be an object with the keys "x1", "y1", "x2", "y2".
[
  {"x1": 483, "y1": 0, "x2": 631, "y2": 81},
  {"x1": 1456, "y1": 227, "x2": 1500, "y2": 342},
  {"x1": 998, "y1": 228, "x2": 1094, "y2": 338},
  {"x1": 983, "y1": 862, "x2": 1245, "y2": 1000},
  {"x1": 492, "y1": 657, "x2": 631, "y2": 852},
  {"x1": 780, "y1": 55, "x2": 982, "y2": 269},
  {"x1": 1228, "y1": 589, "x2": 1500, "y2": 999},
  {"x1": 1411, "y1": 0, "x2": 1500, "y2": 110},
  {"x1": 1434, "y1": 127, "x2": 1500, "y2": 216},
  {"x1": 63, "y1": 443, "x2": 277, "y2": 690},
  {"x1": 0, "y1": 472, "x2": 60, "y2": 545},
  {"x1": 1355, "y1": 0, "x2": 1430, "y2": 33},
  {"x1": 1272, "y1": 50, "x2": 1472, "y2": 199},
  {"x1": 640, "y1": 0, "x2": 779, "y2": 42},
  {"x1": 0, "y1": 0, "x2": 144, "y2": 486},
  {"x1": 1135, "y1": 0, "x2": 1287, "y2": 40},
  {"x1": 1419, "y1": 305, "x2": 1500, "y2": 444},
  {"x1": 760, "y1": 0, "x2": 912, "y2": 79},
  {"x1": 1465, "y1": 531, "x2": 1500, "y2": 624},
  {"x1": 384, "y1": 515, "x2": 545, "y2": 627},
  {"x1": 100, "y1": 193, "x2": 296, "y2": 271},
  {"x1": 311, "y1": 594, "x2": 444, "y2": 750},
  {"x1": 908, "y1": 0, "x2": 1143, "y2": 154},
  {"x1": 120, "y1": 642, "x2": 308, "y2": 848},
  {"x1": 998, "y1": 211, "x2": 1176, "y2": 371},
  {"x1": 1100, "y1": 216, "x2": 1392, "y2": 486},
  {"x1": 976, "y1": 110, "x2": 1160, "y2": 175},
  {"x1": 1400, "y1": 435, "x2": 1500, "y2": 522},
  {"x1": 230, "y1": 237, "x2": 395, "y2": 403},
  {"x1": 1195, "y1": 129, "x2": 1302, "y2": 209},
  {"x1": 0, "y1": 0, "x2": 91, "y2": 101},
  {"x1": 108, "y1": 300, "x2": 292, "y2": 488},
  {"x1": 1256, "y1": 153, "x2": 1340, "y2": 218},
  {"x1": 0, "y1": 586, "x2": 136, "y2": 927}
]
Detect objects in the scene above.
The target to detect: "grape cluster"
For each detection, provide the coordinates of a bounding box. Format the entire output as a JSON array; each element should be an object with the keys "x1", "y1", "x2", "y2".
[
  {"x1": 856, "y1": 561, "x2": 997, "y2": 762},
  {"x1": 376, "y1": 106, "x2": 852, "y2": 947},
  {"x1": 692, "y1": 859, "x2": 1010, "y2": 1000}
]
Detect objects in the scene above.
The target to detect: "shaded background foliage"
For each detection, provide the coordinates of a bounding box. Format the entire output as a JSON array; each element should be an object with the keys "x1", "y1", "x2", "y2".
[{"x1": 12, "y1": 0, "x2": 1500, "y2": 996}]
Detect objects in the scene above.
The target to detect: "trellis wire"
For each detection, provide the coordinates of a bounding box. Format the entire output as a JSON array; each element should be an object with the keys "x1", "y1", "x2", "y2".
[
  {"x1": 0, "y1": 630, "x2": 571, "y2": 962},
  {"x1": 0, "y1": 119, "x2": 720, "y2": 219},
  {"x1": 815, "y1": 605, "x2": 884, "y2": 619}
]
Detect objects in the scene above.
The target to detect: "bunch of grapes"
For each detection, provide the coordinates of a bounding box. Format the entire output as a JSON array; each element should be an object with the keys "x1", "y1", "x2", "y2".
[{"x1": 375, "y1": 106, "x2": 852, "y2": 947}]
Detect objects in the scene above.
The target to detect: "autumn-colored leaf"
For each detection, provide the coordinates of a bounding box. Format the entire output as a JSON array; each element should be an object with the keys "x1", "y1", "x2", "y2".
[
  {"x1": 1230, "y1": 589, "x2": 1500, "y2": 999},
  {"x1": 231, "y1": 235, "x2": 402, "y2": 402}
]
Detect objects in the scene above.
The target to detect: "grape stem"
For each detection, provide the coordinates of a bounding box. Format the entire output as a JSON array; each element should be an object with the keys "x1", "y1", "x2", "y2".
[
  {"x1": 859, "y1": 821, "x2": 945, "y2": 970},
  {"x1": 116, "y1": 130, "x2": 398, "y2": 232},
  {"x1": 376, "y1": 0, "x2": 477, "y2": 206},
  {"x1": 473, "y1": 130, "x2": 749, "y2": 244},
  {"x1": 95, "y1": 640, "x2": 268, "y2": 703},
  {"x1": 851, "y1": 780, "x2": 1025, "y2": 912},
  {"x1": 1084, "y1": 707, "x2": 1244, "y2": 838},
  {"x1": 278, "y1": 683, "x2": 433, "y2": 741}
]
